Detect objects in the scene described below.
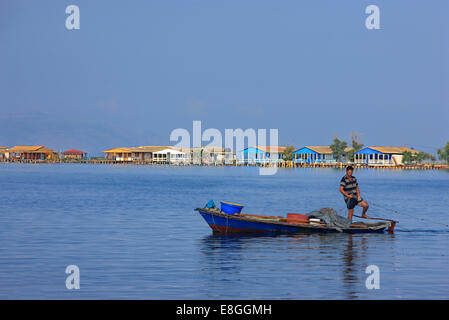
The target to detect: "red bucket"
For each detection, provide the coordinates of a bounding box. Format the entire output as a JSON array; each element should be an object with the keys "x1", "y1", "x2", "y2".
[{"x1": 286, "y1": 213, "x2": 309, "y2": 224}]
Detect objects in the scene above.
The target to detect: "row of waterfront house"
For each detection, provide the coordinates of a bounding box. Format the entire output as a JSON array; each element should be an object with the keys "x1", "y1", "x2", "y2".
[
  {"x1": 0, "y1": 146, "x2": 86, "y2": 161},
  {"x1": 239, "y1": 146, "x2": 418, "y2": 166},
  {"x1": 0, "y1": 144, "x2": 419, "y2": 166}
]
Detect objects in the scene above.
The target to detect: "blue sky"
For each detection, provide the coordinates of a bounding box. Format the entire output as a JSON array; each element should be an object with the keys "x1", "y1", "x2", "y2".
[{"x1": 0, "y1": 0, "x2": 448, "y2": 155}]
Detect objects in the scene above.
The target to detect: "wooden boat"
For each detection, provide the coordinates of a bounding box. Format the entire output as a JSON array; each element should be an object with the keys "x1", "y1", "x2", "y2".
[{"x1": 195, "y1": 207, "x2": 397, "y2": 234}]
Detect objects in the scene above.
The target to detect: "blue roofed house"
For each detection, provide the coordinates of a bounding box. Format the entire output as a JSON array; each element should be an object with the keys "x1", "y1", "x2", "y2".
[
  {"x1": 354, "y1": 146, "x2": 418, "y2": 165},
  {"x1": 237, "y1": 146, "x2": 287, "y2": 164},
  {"x1": 293, "y1": 146, "x2": 352, "y2": 164}
]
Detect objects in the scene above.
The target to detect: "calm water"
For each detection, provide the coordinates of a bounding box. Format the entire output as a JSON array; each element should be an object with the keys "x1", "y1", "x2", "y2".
[{"x1": 0, "y1": 163, "x2": 448, "y2": 299}]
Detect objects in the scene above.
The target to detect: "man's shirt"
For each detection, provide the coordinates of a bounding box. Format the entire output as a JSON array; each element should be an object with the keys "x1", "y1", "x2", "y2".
[{"x1": 340, "y1": 175, "x2": 358, "y2": 200}]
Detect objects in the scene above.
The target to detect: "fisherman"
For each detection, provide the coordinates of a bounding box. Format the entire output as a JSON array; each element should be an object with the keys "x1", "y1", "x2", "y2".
[{"x1": 339, "y1": 165, "x2": 370, "y2": 220}]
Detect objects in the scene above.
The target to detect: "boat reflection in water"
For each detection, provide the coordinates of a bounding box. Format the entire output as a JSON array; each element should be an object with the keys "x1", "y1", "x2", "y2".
[{"x1": 198, "y1": 232, "x2": 397, "y2": 299}]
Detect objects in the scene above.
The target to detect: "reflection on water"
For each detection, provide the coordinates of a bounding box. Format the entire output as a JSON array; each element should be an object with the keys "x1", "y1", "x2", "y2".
[
  {"x1": 198, "y1": 232, "x2": 398, "y2": 299},
  {"x1": 342, "y1": 234, "x2": 359, "y2": 299}
]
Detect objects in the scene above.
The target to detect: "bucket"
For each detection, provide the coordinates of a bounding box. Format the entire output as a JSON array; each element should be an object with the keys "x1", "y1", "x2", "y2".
[
  {"x1": 220, "y1": 201, "x2": 244, "y2": 214},
  {"x1": 286, "y1": 213, "x2": 309, "y2": 224}
]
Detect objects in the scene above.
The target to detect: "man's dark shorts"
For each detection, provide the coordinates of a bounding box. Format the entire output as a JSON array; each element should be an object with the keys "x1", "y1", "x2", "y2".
[{"x1": 345, "y1": 197, "x2": 363, "y2": 209}]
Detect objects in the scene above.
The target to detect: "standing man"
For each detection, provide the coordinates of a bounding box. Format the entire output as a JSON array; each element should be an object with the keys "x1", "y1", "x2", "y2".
[{"x1": 339, "y1": 166, "x2": 370, "y2": 220}]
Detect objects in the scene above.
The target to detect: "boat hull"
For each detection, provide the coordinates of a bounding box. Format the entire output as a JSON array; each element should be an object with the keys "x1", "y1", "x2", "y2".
[{"x1": 196, "y1": 208, "x2": 390, "y2": 234}]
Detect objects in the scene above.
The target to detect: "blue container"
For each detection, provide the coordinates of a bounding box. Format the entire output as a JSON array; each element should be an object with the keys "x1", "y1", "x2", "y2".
[{"x1": 220, "y1": 201, "x2": 244, "y2": 214}]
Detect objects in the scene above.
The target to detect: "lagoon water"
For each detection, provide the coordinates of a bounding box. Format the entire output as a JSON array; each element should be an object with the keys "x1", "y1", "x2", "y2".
[{"x1": 0, "y1": 163, "x2": 448, "y2": 299}]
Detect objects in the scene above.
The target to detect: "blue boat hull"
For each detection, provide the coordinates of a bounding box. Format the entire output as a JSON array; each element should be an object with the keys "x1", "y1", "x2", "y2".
[{"x1": 196, "y1": 208, "x2": 390, "y2": 234}]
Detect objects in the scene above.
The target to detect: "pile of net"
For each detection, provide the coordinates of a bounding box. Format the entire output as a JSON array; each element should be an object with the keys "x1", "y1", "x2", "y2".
[{"x1": 306, "y1": 208, "x2": 352, "y2": 232}]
